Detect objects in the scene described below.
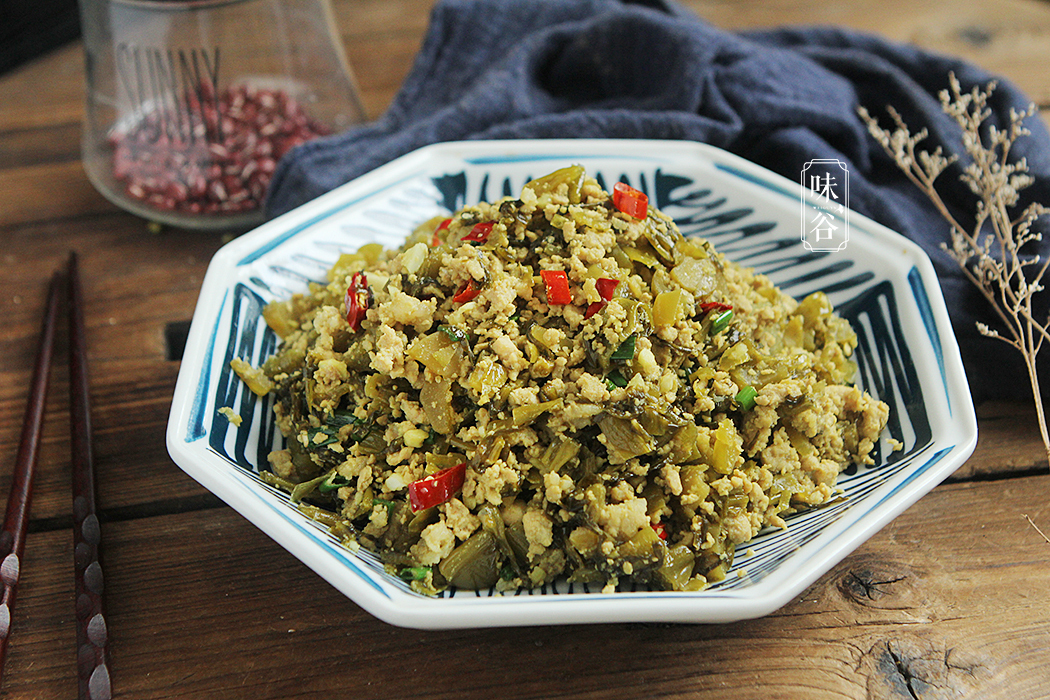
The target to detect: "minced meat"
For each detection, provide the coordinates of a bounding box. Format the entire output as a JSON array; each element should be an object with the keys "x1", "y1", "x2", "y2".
[{"x1": 238, "y1": 165, "x2": 890, "y2": 595}]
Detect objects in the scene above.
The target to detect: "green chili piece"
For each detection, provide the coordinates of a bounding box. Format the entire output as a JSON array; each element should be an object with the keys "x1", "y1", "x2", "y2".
[
  {"x1": 735, "y1": 385, "x2": 758, "y2": 411},
  {"x1": 398, "y1": 566, "x2": 431, "y2": 581},
  {"x1": 318, "y1": 473, "x2": 350, "y2": 494},
  {"x1": 605, "y1": 369, "x2": 628, "y2": 389},
  {"x1": 710, "y1": 309, "x2": 734, "y2": 335},
  {"x1": 611, "y1": 334, "x2": 636, "y2": 361},
  {"x1": 438, "y1": 324, "x2": 468, "y2": 343}
]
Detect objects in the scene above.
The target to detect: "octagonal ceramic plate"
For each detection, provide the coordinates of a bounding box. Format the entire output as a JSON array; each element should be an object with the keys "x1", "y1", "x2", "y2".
[{"x1": 166, "y1": 139, "x2": 977, "y2": 629}]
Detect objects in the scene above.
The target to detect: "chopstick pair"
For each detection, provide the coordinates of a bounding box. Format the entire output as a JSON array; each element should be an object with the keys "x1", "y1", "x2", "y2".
[{"x1": 0, "y1": 253, "x2": 110, "y2": 700}]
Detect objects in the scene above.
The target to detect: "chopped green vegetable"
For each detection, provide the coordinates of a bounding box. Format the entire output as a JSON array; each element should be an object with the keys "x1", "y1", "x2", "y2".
[
  {"x1": 652, "y1": 288, "x2": 683, "y2": 327},
  {"x1": 524, "y1": 165, "x2": 586, "y2": 204},
  {"x1": 710, "y1": 309, "x2": 734, "y2": 335},
  {"x1": 290, "y1": 472, "x2": 330, "y2": 503},
  {"x1": 438, "y1": 324, "x2": 468, "y2": 343},
  {"x1": 398, "y1": 566, "x2": 431, "y2": 581},
  {"x1": 439, "y1": 530, "x2": 501, "y2": 589},
  {"x1": 318, "y1": 473, "x2": 350, "y2": 494},
  {"x1": 606, "y1": 369, "x2": 628, "y2": 388},
  {"x1": 325, "y1": 409, "x2": 360, "y2": 428},
  {"x1": 656, "y1": 544, "x2": 696, "y2": 591},
  {"x1": 512, "y1": 398, "x2": 564, "y2": 427},
  {"x1": 611, "y1": 334, "x2": 636, "y2": 361},
  {"x1": 735, "y1": 385, "x2": 758, "y2": 411},
  {"x1": 258, "y1": 471, "x2": 295, "y2": 492},
  {"x1": 296, "y1": 503, "x2": 341, "y2": 527}
]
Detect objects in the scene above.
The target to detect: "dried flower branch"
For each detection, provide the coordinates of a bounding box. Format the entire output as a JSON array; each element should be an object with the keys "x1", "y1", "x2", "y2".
[
  {"x1": 858, "y1": 73, "x2": 1050, "y2": 467},
  {"x1": 1023, "y1": 513, "x2": 1050, "y2": 544}
]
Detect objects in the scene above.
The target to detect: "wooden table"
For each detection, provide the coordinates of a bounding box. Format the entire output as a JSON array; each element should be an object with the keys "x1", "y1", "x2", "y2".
[{"x1": 2, "y1": 1, "x2": 1049, "y2": 697}]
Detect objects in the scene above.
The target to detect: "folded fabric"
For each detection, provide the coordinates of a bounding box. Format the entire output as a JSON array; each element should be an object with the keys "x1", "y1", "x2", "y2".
[{"x1": 266, "y1": 0, "x2": 1050, "y2": 403}]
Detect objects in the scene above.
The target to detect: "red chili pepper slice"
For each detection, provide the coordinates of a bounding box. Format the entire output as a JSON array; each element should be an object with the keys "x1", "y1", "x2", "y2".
[
  {"x1": 652, "y1": 522, "x2": 668, "y2": 540},
  {"x1": 540, "y1": 269, "x2": 572, "y2": 305},
  {"x1": 344, "y1": 272, "x2": 369, "y2": 331},
  {"x1": 585, "y1": 277, "x2": 621, "y2": 319},
  {"x1": 596, "y1": 277, "x2": 620, "y2": 300},
  {"x1": 462, "y1": 221, "x2": 494, "y2": 244},
  {"x1": 430, "y1": 218, "x2": 452, "y2": 247},
  {"x1": 612, "y1": 182, "x2": 648, "y2": 219},
  {"x1": 408, "y1": 462, "x2": 467, "y2": 512},
  {"x1": 699, "y1": 301, "x2": 733, "y2": 313},
  {"x1": 452, "y1": 279, "x2": 482, "y2": 303}
]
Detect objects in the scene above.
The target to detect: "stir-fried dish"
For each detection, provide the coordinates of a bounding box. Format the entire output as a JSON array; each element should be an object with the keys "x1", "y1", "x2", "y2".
[{"x1": 233, "y1": 166, "x2": 889, "y2": 594}]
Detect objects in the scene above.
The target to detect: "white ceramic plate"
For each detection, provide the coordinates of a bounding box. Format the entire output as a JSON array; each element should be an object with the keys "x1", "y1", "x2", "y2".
[{"x1": 167, "y1": 139, "x2": 977, "y2": 629}]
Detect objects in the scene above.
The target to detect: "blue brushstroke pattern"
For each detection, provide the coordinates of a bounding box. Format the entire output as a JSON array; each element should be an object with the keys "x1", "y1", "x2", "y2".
[{"x1": 187, "y1": 289, "x2": 228, "y2": 442}]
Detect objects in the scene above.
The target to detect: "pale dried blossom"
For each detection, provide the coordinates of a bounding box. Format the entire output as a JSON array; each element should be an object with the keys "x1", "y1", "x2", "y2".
[{"x1": 858, "y1": 73, "x2": 1050, "y2": 466}]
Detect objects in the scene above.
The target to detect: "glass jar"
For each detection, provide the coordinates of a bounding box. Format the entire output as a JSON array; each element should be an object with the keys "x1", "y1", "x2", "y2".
[{"x1": 78, "y1": 0, "x2": 365, "y2": 230}]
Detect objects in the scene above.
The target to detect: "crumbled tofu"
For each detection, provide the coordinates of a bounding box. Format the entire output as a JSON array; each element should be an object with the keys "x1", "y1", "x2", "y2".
[
  {"x1": 492, "y1": 335, "x2": 527, "y2": 373},
  {"x1": 377, "y1": 288, "x2": 437, "y2": 332},
  {"x1": 372, "y1": 325, "x2": 406, "y2": 376},
  {"x1": 522, "y1": 508, "x2": 554, "y2": 560},
  {"x1": 592, "y1": 496, "x2": 648, "y2": 543},
  {"x1": 409, "y1": 520, "x2": 456, "y2": 565},
  {"x1": 443, "y1": 498, "x2": 480, "y2": 540},
  {"x1": 266, "y1": 449, "x2": 293, "y2": 479},
  {"x1": 218, "y1": 406, "x2": 242, "y2": 427}
]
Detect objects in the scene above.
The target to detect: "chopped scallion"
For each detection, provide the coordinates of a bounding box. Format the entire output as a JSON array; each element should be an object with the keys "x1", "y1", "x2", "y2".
[
  {"x1": 398, "y1": 566, "x2": 431, "y2": 581},
  {"x1": 318, "y1": 473, "x2": 350, "y2": 494},
  {"x1": 439, "y1": 325, "x2": 468, "y2": 343},
  {"x1": 710, "y1": 309, "x2": 734, "y2": 335},
  {"x1": 735, "y1": 385, "x2": 758, "y2": 411}
]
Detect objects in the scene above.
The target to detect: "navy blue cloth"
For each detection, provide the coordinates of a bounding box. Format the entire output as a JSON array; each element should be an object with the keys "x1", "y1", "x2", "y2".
[{"x1": 266, "y1": 0, "x2": 1050, "y2": 403}]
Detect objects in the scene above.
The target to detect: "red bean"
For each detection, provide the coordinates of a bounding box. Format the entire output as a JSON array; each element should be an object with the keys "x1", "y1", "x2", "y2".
[{"x1": 109, "y1": 83, "x2": 329, "y2": 219}]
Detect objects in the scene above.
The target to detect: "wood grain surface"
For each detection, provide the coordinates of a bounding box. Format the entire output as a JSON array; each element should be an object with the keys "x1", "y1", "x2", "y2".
[{"x1": 1, "y1": 1, "x2": 1049, "y2": 698}]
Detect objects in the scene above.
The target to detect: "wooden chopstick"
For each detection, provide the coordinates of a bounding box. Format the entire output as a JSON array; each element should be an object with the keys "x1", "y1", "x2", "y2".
[
  {"x1": 68, "y1": 253, "x2": 111, "y2": 700},
  {"x1": 0, "y1": 270, "x2": 62, "y2": 685}
]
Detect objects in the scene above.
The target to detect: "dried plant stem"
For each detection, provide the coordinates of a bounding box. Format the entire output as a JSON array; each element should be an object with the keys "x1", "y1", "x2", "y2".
[
  {"x1": 1023, "y1": 513, "x2": 1050, "y2": 544},
  {"x1": 858, "y1": 74, "x2": 1050, "y2": 467},
  {"x1": 1025, "y1": 350, "x2": 1050, "y2": 463}
]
